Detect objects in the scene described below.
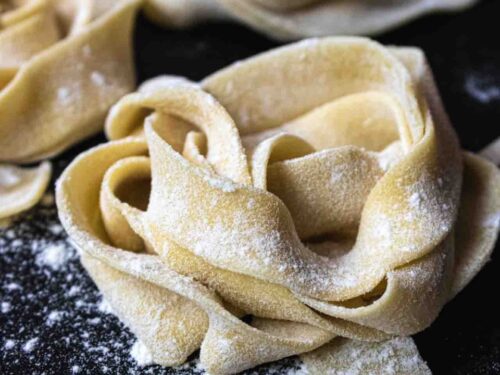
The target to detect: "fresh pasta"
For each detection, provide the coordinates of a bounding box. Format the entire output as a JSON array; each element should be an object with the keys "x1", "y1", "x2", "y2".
[
  {"x1": 144, "y1": 0, "x2": 478, "y2": 40},
  {"x1": 56, "y1": 37, "x2": 500, "y2": 374},
  {"x1": 0, "y1": 0, "x2": 140, "y2": 219}
]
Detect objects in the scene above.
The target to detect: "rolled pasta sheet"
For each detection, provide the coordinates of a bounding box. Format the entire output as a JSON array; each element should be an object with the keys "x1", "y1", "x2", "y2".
[
  {"x1": 0, "y1": 0, "x2": 141, "y2": 218},
  {"x1": 56, "y1": 37, "x2": 500, "y2": 374},
  {"x1": 143, "y1": 0, "x2": 478, "y2": 40}
]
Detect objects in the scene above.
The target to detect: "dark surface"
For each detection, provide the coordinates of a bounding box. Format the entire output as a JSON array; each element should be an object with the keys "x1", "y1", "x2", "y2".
[{"x1": 1, "y1": 1, "x2": 500, "y2": 374}]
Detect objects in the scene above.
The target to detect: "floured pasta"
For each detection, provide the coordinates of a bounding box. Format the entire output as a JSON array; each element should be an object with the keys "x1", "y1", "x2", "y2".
[
  {"x1": 143, "y1": 0, "x2": 478, "y2": 40},
  {"x1": 56, "y1": 37, "x2": 500, "y2": 374},
  {"x1": 0, "y1": 0, "x2": 141, "y2": 219}
]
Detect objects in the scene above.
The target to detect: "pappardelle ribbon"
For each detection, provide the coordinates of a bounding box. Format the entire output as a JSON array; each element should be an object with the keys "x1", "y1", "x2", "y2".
[
  {"x1": 0, "y1": 0, "x2": 140, "y2": 219},
  {"x1": 56, "y1": 37, "x2": 500, "y2": 374},
  {"x1": 144, "y1": 0, "x2": 478, "y2": 40}
]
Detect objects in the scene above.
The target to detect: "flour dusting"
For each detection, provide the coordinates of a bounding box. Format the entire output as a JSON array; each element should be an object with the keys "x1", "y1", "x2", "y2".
[
  {"x1": 57, "y1": 87, "x2": 73, "y2": 105},
  {"x1": 130, "y1": 340, "x2": 154, "y2": 366},
  {"x1": 0, "y1": 166, "x2": 21, "y2": 187},
  {"x1": 22, "y1": 337, "x2": 39, "y2": 353},
  {"x1": 465, "y1": 73, "x2": 500, "y2": 103},
  {"x1": 36, "y1": 244, "x2": 70, "y2": 270},
  {"x1": 1, "y1": 301, "x2": 11, "y2": 313},
  {"x1": 91, "y1": 71, "x2": 106, "y2": 87}
]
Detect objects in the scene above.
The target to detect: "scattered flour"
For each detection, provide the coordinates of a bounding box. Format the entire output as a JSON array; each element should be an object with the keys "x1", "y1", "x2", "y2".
[
  {"x1": 47, "y1": 310, "x2": 64, "y2": 324},
  {"x1": 202, "y1": 173, "x2": 237, "y2": 193},
  {"x1": 330, "y1": 166, "x2": 347, "y2": 183},
  {"x1": 91, "y1": 71, "x2": 106, "y2": 87},
  {"x1": 4, "y1": 339, "x2": 15, "y2": 350},
  {"x1": 48, "y1": 223, "x2": 64, "y2": 235},
  {"x1": 247, "y1": 198, "x2": 256, "y2": 209},
  {"x1": 68, "y1": 285, "x2": 81, "y2": 297},
  {"x1": 98, "y1": 298, "x2": 115, "y2": 315},
  {"x1": 36, "y1": 244, "x2": 70, "y2": 270},
  {"x1": 6, "y1": 282, "x2": 21, "y2": 291},
  {"x1": 130, "y1": 340, "x2": 154, "y2": 367},
  {"x1": 1, "y1": 301, "x2": 11, "y2": 313},
  {"x1": 57, "y1": 87, "x2": 73, "y2": 105},
  {"x1": 465, "y1": 73, "x2": 500, "y2": 103},
  {"x1": 409, "y1": 191, "x2": 422, "y2": 208},
  {"x1": 22, "y1": 337, "x2": 39, "y2": 353},
  {"x1": 0, "y1": 166, "x2": 21, "y2": 187},
  {"x1": 88, "y1": 317, "x2": 101, "y2": 325}
]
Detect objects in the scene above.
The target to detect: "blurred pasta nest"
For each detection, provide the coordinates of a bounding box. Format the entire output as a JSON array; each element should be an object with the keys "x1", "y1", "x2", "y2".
[
  {"x1": 56, "y1": 37, "x2": 500, "y2": 374},
  {"x1": 0, "y1": 0, "x2": 140, "y2": 219},
  {"x1": 144, "y1": 0, "x2": 478, "y2": 40}
]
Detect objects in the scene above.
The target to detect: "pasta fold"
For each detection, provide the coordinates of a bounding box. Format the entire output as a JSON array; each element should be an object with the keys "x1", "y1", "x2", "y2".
[
  {"x1": 144, "y1": 0, "x2": 478, "y2": 40},
  {"x1": 0, "y1": 0, "x2": 140, "y2": 218}
]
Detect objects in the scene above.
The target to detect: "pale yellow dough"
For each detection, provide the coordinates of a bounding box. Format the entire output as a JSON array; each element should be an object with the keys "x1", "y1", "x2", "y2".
[
  {"x1": 0, "y1": 0, "x2": 141, "y2": 219},
  {"x1": 0, "y1": 162, "x2": 51, "y2": 220},
  {"x1": 144, "y1": 0, "x2": 478, "y2": 40},
  {"x1": 56, "y1": 38, "x2": 500, "y2": 374}
]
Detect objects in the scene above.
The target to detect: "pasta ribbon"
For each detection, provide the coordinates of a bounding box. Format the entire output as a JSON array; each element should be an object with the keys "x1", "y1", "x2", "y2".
[
  {"x1": 0, "y1": 0, "x2": 140, "y2": 218},
  {"x1": 144, "y1": 0, "x2": 478, "y2": 40}
]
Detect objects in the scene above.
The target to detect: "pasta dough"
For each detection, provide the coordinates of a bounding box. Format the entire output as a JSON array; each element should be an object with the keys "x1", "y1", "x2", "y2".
[
  {"x1": 0, "y1": 0, "x2": 141, "y2": 219},
  {"x1": 56, "y1": 37, "x2": 500, "y2": 374},
  {"x1": 144, "y1": 0, "x2": 478, "y2": 40},
  {"x1": 0, "y1": 162, "x2": 51, "y2": 220}
]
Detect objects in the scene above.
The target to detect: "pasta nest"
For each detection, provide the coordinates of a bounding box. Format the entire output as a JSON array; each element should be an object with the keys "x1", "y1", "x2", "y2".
[
  {"x1": 0, "y1": 0, "x2": 140, "y2": 219},
  {"x1": 56, "y1": 37, "x2": 500, "y2": 374}
]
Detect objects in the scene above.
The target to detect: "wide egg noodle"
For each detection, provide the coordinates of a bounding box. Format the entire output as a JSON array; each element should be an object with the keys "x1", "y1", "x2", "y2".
[
  {"x1": 56, "y1": 37, "x2": 500, "y2": 374},
  {"x1": 143, "y1": 0, "x2": 478, "y2": 40},
  {"x1": 0, "y1": 0, "x2": 140, "y2": 219}
]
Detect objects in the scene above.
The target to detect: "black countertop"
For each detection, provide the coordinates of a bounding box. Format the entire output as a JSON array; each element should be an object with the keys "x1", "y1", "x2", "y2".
[{"x1": 1, "y1": 1, "x2": 500, "y2": 374}]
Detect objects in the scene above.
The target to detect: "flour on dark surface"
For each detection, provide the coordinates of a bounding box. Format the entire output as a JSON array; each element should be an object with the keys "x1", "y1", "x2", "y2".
[{"x1": 465, "y1": 70, "x2": 500, "y2": 104}]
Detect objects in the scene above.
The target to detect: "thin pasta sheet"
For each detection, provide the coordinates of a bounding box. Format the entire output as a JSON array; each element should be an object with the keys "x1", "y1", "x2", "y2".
[
  {"x1": 56, "y1": 37, "x2": 500, "y2": 374},
  {"x1": 0, "y1": 0, "x2": 141, "y2": 219},
  {"x1": 144, "y1": 0, "x2": 478, "y2": 40}
]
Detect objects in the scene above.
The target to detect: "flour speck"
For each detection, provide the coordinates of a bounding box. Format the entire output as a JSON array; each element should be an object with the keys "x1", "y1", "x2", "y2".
[
  {"x1": 90, "y1": 71, "x2": 106, "y2": 87},
  {"x1": 0, "y1": 166, "x2": 21, "y2": 187},
  {"x1": 4, "y1": 339, "x2": 15, "y2": 350},
  {"x1": 98, "y1": 298, "x2": 114, "y2": 315},
  {"x1": 130, "y1": 340, "x2": 153, "y2": 366},
  {"x1": 465, "y1": 73, "x2": 500, "y2": 103},
  {"x1": 1, "y1": 301, "x2": 11, "y2": 313},
  {"x1": 22, "y1": 337, "x2": 39, "y2": 353},
  {"x1": 5, "y1": 282, "x2": 21, "y2": 291},
  {"x1": 57, "y1": 87, "x2": 72, "y2": 105},
  {"x1": 409, "y1": 192, "x2": 422, "y2": 208},
  {"x1": 36, "y1": 244, "x2": 70, "y2": 270},
  {"x1": 47, "y1": 310, "x2": 64, "y2": 325}
]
